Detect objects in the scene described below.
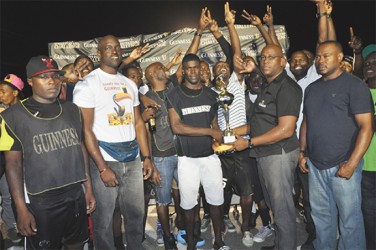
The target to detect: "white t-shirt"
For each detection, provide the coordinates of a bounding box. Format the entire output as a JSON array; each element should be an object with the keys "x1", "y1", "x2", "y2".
[
  {"x1": 286, "y1": 63, "x2": 320, "y2": 137},
  {"x1": 73, "y1": 68, "x2": 140, "y2": 161}
]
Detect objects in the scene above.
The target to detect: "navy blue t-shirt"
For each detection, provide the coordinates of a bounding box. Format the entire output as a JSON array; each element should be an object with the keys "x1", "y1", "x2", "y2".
[{"x1": 304, "y1": 72, "x2": 374, "y2": 170}]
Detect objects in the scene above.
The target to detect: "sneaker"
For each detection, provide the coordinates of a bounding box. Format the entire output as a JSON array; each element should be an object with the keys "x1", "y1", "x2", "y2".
[
  {"x1": 7, "y1": 228, "x2": 22, "y2": 243},
  {"x1": 212, "y1": 240, "x2": 231, "y2": 250},
  {"x1": 223, "y1": 215, "x2": 236, "y2": 233},
  {"x1": 253, "y1": 225, "x2": 273, "y2": 243},
  {"x1": 242, "y1": 231, "x2": 254, "y2": 247},
  {"x1": 201, "y1": 214, "x2": 211, "y2": 232},
  {"x1": 163, "y1": 234, "x2": 178, "y2": 250},
  {"x1": 177, "y1": 230, "x2": 206, "y2": 247},
  {"x1": 157, "y1": 229, "x2": 164, "y2": 245}
]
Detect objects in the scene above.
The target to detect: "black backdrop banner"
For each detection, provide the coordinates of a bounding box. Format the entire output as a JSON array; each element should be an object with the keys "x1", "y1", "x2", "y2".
[{"x1": 49, "y1": 24, "x2": 289, "y2": 72}]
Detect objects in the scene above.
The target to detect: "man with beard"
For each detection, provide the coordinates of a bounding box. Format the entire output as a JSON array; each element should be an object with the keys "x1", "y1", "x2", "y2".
[
  {"x1": 73, "y1": 35, "x2": 153, "y2": 250},
  {"x1": 299, "y1": 40, "x2": 373, "y2": 249},
  {"x1": 167, "y1": 54, "x2": 228, "y2": 250}
]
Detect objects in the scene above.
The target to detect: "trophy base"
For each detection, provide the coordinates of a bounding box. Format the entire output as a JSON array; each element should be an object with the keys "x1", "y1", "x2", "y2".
[{"x1": 223, "y1": 135, "x2": 236, "y2": 144}]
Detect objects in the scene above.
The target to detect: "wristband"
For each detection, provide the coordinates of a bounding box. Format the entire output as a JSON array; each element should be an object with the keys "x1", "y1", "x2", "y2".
[
  {"x1": 248, "y1": 139, "x2": 254, "y2": 149},
  {"x1": 141, "y1": 155, "x2": 152, "y2": 161},
  {"x1": 194, "y1": 31, "x2": 202, "y2": 37},
  {"x1": 316, "y1": 12, "x2": 327, "y2": 19},
  {"x1": 300, "y1": 150, "x2": 307, "y2": 155}
]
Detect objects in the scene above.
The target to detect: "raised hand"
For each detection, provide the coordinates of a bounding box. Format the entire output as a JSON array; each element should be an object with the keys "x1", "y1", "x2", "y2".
[
  {"x1": 263, "y1": 5, "x2": 274, "y2": 27},
  {"x1": 224, "y1": 2, "x2": 236, "y2": 25},
  {"x1": 209, "y1": 19, "x2": 219, "y2": 33},
  {"x1": 75, "y1": 59, "x2": 91, "y2": 80},
  {"x1": 242, "y1": 9, "x2": 262, "y2": 26},
  {"x1": 198, "y1": 7, "x2": 211, "y2": 32},
  {"x1": 129, "y1": 43, "x2": 151, "y2": 61},
  {"x1": 324, "y1": 0, "x2": 333, "y2": 15},
  {"x1": 234, "y1": 55, "x2": 256, "y2": 74},
  {"x1": 171, "y1": 48, "x2": 183, "y2": 66},
  {"x1": 348, "y1": 27, "x2": 363, "y2": 54}
]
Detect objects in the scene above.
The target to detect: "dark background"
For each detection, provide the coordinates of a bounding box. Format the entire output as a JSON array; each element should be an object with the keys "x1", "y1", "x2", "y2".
[{"x1": 1, "y1": 0, "x2": 375, "y2": 96}]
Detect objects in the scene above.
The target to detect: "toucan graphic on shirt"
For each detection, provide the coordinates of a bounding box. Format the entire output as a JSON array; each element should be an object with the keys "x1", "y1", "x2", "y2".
[{"x1": 108, "y1": 87, "x2": 133, "y2": 126}]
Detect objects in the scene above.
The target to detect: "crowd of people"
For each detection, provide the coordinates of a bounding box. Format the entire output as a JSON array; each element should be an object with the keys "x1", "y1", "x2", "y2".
[{"x1": 0, "y1": 1, "x2": 375, "y2": 250}]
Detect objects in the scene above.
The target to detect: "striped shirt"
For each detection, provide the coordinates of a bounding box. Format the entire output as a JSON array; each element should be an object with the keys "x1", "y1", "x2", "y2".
[{"x1": 215, "y1": 72, "x2": 247, "y2": 132}]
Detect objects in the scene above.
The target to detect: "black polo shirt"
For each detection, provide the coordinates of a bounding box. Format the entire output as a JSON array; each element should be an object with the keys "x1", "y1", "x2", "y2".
[{"x1": 250, "y1": 70, "x2": 302, "y2": 158}]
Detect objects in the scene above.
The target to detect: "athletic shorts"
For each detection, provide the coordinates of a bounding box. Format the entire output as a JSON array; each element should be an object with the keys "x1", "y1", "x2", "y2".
[
  {"x1": 178, "y1": 154, "x2": 224, "y2": 210},
  {"x1": 220, "y1": 149, "x2": 255, "y2": 196},
  {"x1": 26, "y1": 183, "x2": 88, "y2": 249}
]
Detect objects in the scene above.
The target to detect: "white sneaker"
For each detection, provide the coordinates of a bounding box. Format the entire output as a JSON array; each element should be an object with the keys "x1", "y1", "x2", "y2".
[
  {"x1": 253, "y1": 225, "x2": 273, "y2": 243},
  {"x1": 242, "y1": 231, "x2": 254, "y2": 247},
  {"x1": 157, "y1": 229, "x2": 164, "y2": 245}
]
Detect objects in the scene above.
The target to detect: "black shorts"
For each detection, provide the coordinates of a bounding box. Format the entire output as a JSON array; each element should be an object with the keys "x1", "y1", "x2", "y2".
[
  {"x1": 26, "y1": 183, "x2": 88, "y2": 249},
  {"x1": 220, "y1": 149, "x2": 256, "y2": 196}
]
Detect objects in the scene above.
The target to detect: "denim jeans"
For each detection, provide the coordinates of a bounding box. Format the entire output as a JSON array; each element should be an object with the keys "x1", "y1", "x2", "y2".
[
  {"x1": 90, "y1": 158, "x2": 144, "y2": 250},
  {"x1": 308, "y1": 159, "x2": 366, "y2": 250},
  {"x1": 256, "y1": 148, "x2": 299, "y2": 250},
  {"x1": 362, "y1": 171, "x2": 376, "y2": 250},
  {"x1": 153, "y1": 155, "x2": 178, "y2": 205}
]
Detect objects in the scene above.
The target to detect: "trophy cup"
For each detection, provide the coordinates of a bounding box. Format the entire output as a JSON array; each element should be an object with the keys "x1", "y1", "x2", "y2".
[{"x1": 215, "y1": 74, "x2": 235, "y2": 144}]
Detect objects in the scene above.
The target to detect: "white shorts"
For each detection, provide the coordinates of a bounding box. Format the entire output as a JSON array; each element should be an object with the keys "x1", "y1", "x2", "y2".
[{"x1": 178, "y1": 154, "x2": 224, "y2": 209}]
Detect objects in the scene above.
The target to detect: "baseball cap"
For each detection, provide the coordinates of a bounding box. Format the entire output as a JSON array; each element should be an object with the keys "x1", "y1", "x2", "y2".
[
  {"x1": 26, "y1": 55, "x2": 65, "y2": 78},
  {"x1": 1, "y1": 74, "x2": 24, "y2": 91},
  {"x1": 362, "y1": 44, "x2": 376, "y2": 59}
]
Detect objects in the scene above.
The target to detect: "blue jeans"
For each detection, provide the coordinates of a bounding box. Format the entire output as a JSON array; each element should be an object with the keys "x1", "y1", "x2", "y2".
[
  {"x1": 308, "y1": 159, "x2": 366, "y2": 250},
  {"x1": 362, "y1": 171, "x2": 376, "y2": 250},
  {"x1": 256, "y1": 148, "x2": 299, "y2": 250},
  {"x1": 153, "y1": 155, "x2": 178, "y2": 205},
  {"x1": 90, "y1": 158, "x2": 144, "y2": 250}
]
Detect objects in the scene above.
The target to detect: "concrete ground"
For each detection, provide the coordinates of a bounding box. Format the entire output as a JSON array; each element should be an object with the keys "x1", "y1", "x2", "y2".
[{"x1": 142, "y1": 204, "x2": 309, "y2": 250}]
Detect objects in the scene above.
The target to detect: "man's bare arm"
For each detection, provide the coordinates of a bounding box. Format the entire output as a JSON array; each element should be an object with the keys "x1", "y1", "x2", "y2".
[
  {"x1": 5, "y1": 151, "x2": 37, "y2": 236},
  {"x1": 80, "y1": 107, "x2": 119, "y2": 187}
]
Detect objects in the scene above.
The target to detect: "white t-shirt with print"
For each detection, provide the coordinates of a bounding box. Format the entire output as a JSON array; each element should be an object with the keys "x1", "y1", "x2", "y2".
[{"x1": 73, "y1": 68, "x2": 140, "y2": 161}]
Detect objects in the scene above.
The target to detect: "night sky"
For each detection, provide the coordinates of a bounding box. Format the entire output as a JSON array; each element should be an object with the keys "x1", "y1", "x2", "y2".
[{"x1": 1, "y1": 0, "x2": 375, "y2": 96}]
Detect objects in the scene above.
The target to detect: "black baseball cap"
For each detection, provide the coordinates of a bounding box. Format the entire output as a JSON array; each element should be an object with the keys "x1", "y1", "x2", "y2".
[{"x1": 26, "y1": 55, "x2": 65, "y2": 78}]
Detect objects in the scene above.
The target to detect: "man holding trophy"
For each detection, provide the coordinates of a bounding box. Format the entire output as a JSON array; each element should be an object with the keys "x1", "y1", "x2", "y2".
[
  {"x1": 212, "y1": 61, "x2": 256, "y2": 248},
  {"x1": 211, "y1": 3, "x2": 256, "y2": 247}
]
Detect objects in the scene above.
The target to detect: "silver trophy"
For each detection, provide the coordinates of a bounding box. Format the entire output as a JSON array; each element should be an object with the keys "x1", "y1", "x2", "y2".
[{"x1": 215, "y1": 74, "x2": 235, "y2": 143}]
